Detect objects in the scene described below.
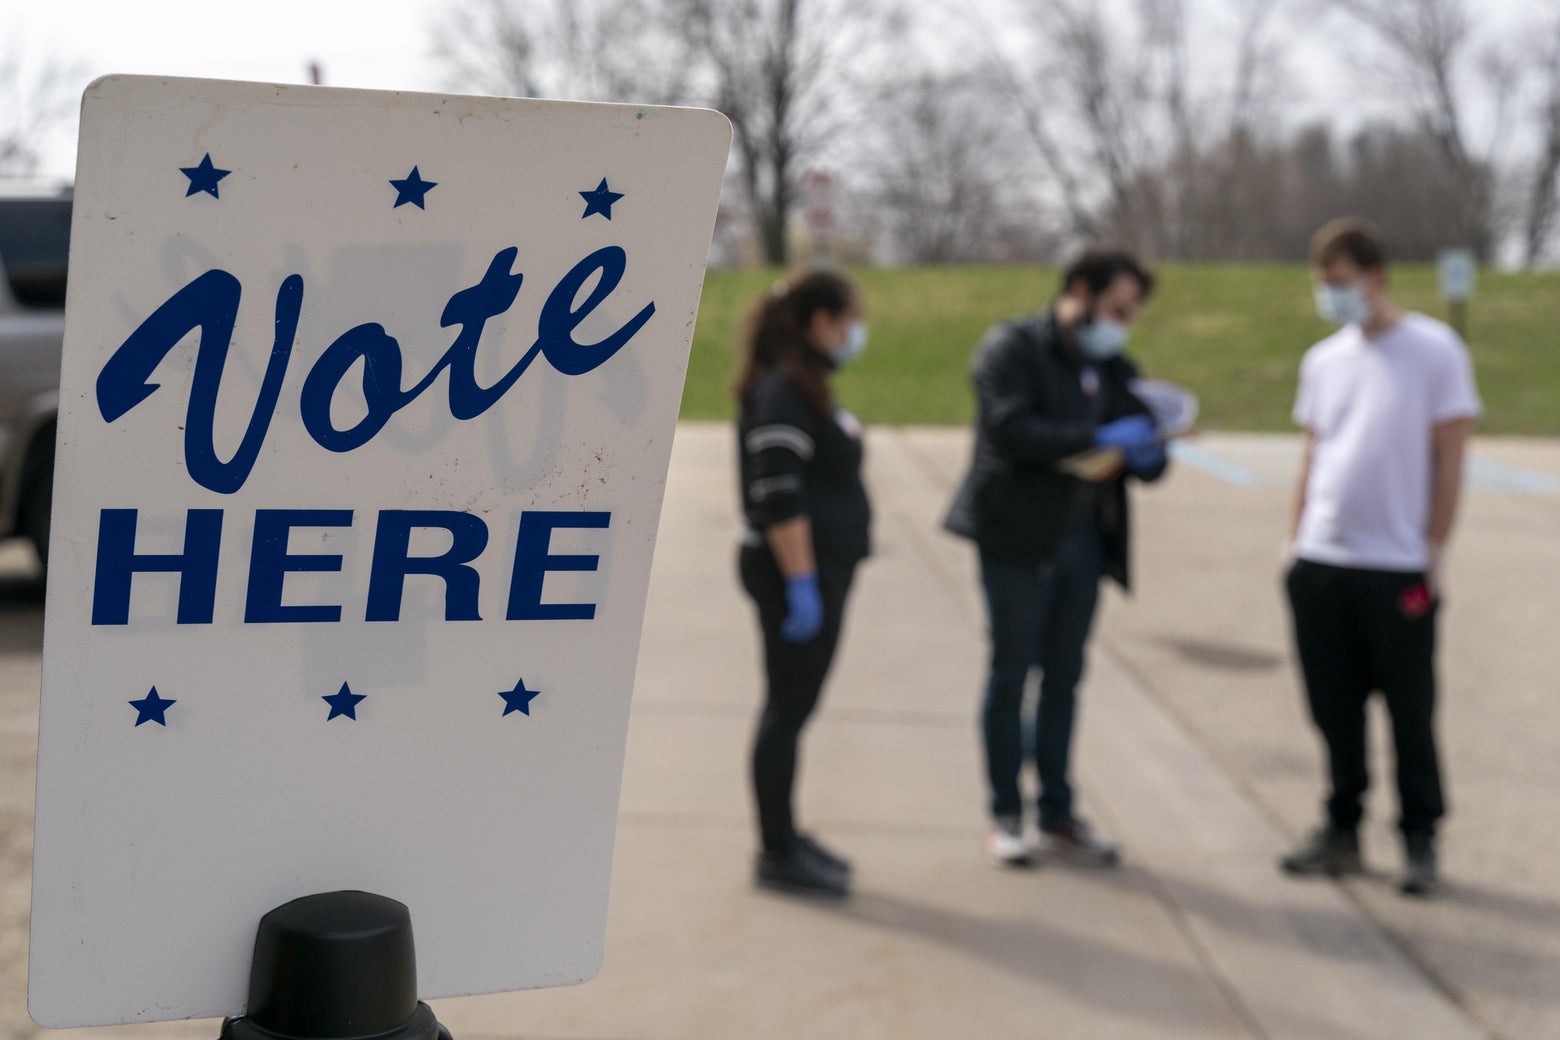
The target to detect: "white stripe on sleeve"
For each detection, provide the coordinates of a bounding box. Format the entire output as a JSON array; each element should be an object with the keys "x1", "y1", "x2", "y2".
[
  {"x1": 748, "y1": 474, "x2": 804, "y2": 501},
  {"x1": 744, "y1": 424, "x2": 815, "y2": 460}
]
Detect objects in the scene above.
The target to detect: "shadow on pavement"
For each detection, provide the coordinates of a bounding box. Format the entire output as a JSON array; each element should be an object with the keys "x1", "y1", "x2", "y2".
[
  {"x1": 1443, "y1": 879, "x2": 1560, "y2": 930},
  {"x1": 1155, "y1": 635, "x2": 1284, "y2": 672},
  {"x1": 788, "y1": 887, "x2": 1239, "y2": 1033},
  {"x1": 1158, "y1": 867, "x2": 1560, "y2": 1003}
]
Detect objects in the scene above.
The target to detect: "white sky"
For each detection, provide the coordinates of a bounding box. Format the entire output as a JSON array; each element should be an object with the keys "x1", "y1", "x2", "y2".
[
  {"x1": 6, "y1": 0, "x2": 1545, "y2": 182},
  {"x1": 12, "y1": 0, "x2": 445, "y2": 178}
]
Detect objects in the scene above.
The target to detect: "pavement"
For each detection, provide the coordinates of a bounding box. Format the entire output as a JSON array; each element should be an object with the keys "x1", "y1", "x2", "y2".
[{"x1": 2, "y1": 424, "x2": 1556, "y2": 1040}]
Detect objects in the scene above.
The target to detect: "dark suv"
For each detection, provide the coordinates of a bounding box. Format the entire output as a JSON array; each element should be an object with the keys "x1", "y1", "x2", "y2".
[{"x1": 0, "y1": 187, "x2": 68, "y2": 566}]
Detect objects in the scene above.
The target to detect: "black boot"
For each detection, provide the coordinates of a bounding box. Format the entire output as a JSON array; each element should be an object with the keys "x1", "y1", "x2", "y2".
[
  {"x1": 755, "y1": 846, "x2": 849, "y2": 898},
  {"x1": 795, "y1": 832, "x2": 852, "y2": 878},
  {"x1": 1279, "y1": 825, "x2": 1363, "y2": 877},
  {"x1": 1400, "y1": 833, "x2": 1438, "y2": 897}
]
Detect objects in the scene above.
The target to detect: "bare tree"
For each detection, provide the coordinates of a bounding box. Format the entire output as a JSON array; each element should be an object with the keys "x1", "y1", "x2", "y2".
[
  {"x1": 1522, "y1": 14, "x2": 1560, "y2": 266},
  {"x1": 1206, "y1": 0, "x2": 1295, "y2": 258},
  {"x1": 863, "y1": 70, "x2": 1031, "y2": 263},
  {"x1": 0, "y1": 43, "x2": 81, "y2": 176},
  {"x1": 1332, "y1": 0, "x2": 1508, "y2": 258},
  {"x1": 976, "y1": 0, "x2": 1302, "y2": 254},
  {"x1": 432, "y1": 0, "x2": 691, "y2": 103},
  {"x1": 670, "y1": 0, "x2": 881, "y2": 266}
]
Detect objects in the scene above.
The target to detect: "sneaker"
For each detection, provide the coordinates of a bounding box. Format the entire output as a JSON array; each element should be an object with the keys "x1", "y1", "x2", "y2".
[
  {"x1": 984, "y1": 816, "x2": 1036, "y2": 867},
  {"x1": 754, "y1": 848, "x2": 849, "y2": 898},
  {"x1": 795, "y1": 832, "x2": 852, "y2": 877},
  {"x1": 1039, "y1": 818, "x2": 1121, "y2": 868},
  {"x1": 1279, "y1": 825, "x2": 1363, "y2": 877},
  {"x1": 1400, "y1": 833, "x2": 1438, "y2": 897}
]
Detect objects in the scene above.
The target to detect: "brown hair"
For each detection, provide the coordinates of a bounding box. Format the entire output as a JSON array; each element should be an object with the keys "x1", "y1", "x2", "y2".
[
  {"x1": 733, "y1": 268, "x2": 857, "y2": 415},
  {"x1": 1310, "y1": 217, "x2": 1387, "y2": 270}
]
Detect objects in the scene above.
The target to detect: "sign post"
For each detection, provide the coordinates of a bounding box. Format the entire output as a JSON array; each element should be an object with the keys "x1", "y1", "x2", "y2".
[
  {"x1": 29, "y1": 75, "x2": 729, "y2": 1028},
  {"x1": 1437, "y1": 247, "x2": 1475, "y2": 339}
]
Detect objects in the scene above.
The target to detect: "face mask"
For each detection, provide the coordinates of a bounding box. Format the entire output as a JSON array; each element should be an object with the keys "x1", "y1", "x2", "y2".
[
  {"x1": 1076, "y1": 317, "x2": 1128, "y2": 360},
  {"x1": 1315, "y1": 284, "x2": 1372, "y2": 327},
  {"x1": 834, "y1": 320, "x2": 868, "y2": 366}
]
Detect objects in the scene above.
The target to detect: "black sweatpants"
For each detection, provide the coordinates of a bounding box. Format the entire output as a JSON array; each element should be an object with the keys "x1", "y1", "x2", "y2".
[
  {"x1": 739, "y1": 544, "x2": 858, "y2": 855},
  {"x1": 1285, "y1": 559, "x2": 1445, "y2": 838}
]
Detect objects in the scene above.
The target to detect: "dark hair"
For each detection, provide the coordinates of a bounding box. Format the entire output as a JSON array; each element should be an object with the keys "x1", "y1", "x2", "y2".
[
  {"x1": 1310, "y1": 217, "x2": 1387, "y2": 270},
  {"x1": 1060, "y1": 249, "x2": 1155, "y2": 300},
  {"x1": 733, "y1": 268, "x2": 857, "y2": 415}
]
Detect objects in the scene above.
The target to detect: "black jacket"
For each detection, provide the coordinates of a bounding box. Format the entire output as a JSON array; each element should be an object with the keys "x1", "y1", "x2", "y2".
[
  {"x1": 942, "y1": 310, "x2": 1168, "y2": 588},
  {"x1": 738, "y1": 369, "x2": 872, "y2": 564}
]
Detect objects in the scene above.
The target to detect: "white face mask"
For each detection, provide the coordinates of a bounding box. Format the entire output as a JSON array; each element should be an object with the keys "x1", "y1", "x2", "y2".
[
  {"x1": 834, "y1": 320, "x2": 868, "y2": 365},
  {"x1": 1315, "y1": 284, "x2": 1372, "y2": 327},
  {"x1": 1077, "y1": 317, "x2": 1129, "y2": 360}
]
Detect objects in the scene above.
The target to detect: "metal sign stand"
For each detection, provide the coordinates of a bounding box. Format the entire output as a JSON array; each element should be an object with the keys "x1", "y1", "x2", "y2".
[{"x1": 218, "y1": 892, "x2": 452, "y2": 1040}]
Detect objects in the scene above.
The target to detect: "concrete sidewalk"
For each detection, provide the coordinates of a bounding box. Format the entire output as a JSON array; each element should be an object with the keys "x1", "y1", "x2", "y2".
[
  {"x1": 11, "y1": 424, "x2": 1493, "y2": 1040},
  {"x1": 430, "y1": 425, "x2": 1484, "y2": 1040}
]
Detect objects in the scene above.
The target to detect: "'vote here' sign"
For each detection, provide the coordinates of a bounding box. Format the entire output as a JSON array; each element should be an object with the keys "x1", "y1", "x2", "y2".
[{"x1": 29, "y1": 75, "x2": 730, "y2": 1027}]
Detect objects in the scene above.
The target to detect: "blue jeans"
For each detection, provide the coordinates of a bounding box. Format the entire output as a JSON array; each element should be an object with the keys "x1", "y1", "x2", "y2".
[{"x1": 979, "y1": 524, "x2": 1103, "y2": 827}]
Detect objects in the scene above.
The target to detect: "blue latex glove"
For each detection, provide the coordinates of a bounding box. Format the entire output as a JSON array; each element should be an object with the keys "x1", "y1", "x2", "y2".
[
  {"x1": 781, "y1": 572, "x2": 824, "y2": 643},
  {"x1": 1095, "y1": 414, "x2": 1157, "y2": 452},
  {"x1": 1125, "y1": 441, "x2": 1167, "y2": 474}
]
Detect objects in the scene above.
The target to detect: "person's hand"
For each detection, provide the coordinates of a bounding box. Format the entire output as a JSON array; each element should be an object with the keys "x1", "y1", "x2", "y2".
[
  {"x1": 781, "y1": 572, "x2": 824, "y2": 643},
  {"x1": 1426, "y1": 541, "x2": 1445, "y2": 599},
  {"x1": 1125, "y1": 441, "x2": 1167, "y2": 475},
  {"x1": 1096, "y1": 415, "x2": 1157, "y2": 453}
]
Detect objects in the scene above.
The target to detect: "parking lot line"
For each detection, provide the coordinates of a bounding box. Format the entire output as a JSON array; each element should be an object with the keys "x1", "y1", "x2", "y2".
[
  {"x1": 1467, "y1": 455, "x2": 1560, "y2": 495},
  {"x1": 1169, "y1": 442, "x2": 1260, "y2": 489}
]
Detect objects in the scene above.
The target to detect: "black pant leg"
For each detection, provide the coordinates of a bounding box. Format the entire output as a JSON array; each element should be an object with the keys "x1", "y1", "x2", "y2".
[
  {"x1": 741, "y1": 546, "x2": 857, "y2": 854},
  {"x1": 1357, "y1": 570, "x2": 1445, "y2": 838},
  {"x1": 1286, "y1": 561, "x2": 1374, "y2": 831},
  {"x1": 1033, "y1": 526, "x2": 1103, "y2": 829}
]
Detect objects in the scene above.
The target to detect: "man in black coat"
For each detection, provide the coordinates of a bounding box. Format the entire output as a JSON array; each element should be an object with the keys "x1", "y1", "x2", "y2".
[{"x1": 944, "y1": 250, "x2": 1169, "y2": 867}]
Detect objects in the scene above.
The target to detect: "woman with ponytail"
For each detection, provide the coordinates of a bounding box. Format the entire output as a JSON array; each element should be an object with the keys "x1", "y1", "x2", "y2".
[{"x1": 735, "y1": 268, "x2": 872, "y2": 897}]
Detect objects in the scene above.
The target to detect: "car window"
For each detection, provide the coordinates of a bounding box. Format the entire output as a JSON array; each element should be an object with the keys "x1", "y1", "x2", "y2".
[{"x1": 0, "y1": 196, "x2": 72, "y2": 309}]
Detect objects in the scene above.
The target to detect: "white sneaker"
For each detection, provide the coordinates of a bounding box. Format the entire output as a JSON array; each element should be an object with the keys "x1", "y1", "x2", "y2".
[{"x1": 984, "y1": 817, "x2": 1037, "y2": 867}]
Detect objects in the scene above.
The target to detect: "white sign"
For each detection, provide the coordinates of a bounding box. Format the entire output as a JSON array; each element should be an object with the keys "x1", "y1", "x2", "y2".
[
  {"x1": 1438, "y1": 248, "x2": 1476, "y2": 302},
  {"x1": 30, "y1": 75, "x2": 729, "y2": 1027}
]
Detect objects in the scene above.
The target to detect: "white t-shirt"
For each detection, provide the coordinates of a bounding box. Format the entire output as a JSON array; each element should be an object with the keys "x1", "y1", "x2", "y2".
[{"x1": 1293, "y1": 313, "x2": 1482, "y2": 571}]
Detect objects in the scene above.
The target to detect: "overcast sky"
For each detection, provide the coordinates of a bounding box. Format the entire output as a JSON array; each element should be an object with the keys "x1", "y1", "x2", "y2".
[{"x1": 7, "y1": 0, "x2": 1544, "y2": 182}]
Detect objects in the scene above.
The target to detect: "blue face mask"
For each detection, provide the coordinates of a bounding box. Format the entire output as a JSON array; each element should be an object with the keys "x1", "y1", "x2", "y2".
[
  {"x1": 834, "y1": 320, "x2": 868, "y2": 366},
  {"x1": 1076, "y1": 317, "x2": 1129, "y2": 360},
  {"x1": 1315, "y1": 284, "x2": 1372, "y2": 327}
]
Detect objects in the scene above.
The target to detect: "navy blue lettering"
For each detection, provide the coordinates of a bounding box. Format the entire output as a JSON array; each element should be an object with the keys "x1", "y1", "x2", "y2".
[
  {"x1": 299, "y1": 323, "x2": 413, "y2": 452},
  {"x1": 365, "y1": 510, "x2": 489, "y2": 622},
  {"x1": 92, "y1": 508, "x2": 223, "y2": 625},
  {"x1": 506, "y1": 511, "x2": 611, "y2": 621},
  {"x1": 537, "y1": 246, "x2": 655, "y2": 376},
  {"x1": 244, "y1": 509, "x2": 352, "y2": 623},
  {"x1": 97, "y1": 248, "x2": 656, "y2": 491},
  {"x1": 438, "y1": 248, "x2": 532, "y2": 419},
  {"x1": 96, "y1": 270, "x2": 301, "y2": 495}
]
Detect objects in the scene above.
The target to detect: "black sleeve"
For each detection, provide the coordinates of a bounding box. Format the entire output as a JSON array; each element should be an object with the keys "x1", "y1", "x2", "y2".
[
  {"x1": 742, "y1": 374, "x2": 815, "y2": 527},
  {"x1": 973, "y1": 324, "x2": 1096, "y2": 466}
]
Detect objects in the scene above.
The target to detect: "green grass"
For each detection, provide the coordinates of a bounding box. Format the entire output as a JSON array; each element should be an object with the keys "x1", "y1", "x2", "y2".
[{"x1": 682, "y1": 264, "x2": 1560, "y2": 435}]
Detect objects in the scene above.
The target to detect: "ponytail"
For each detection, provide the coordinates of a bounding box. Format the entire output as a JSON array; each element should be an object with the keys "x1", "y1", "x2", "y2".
[{"x1": 734, "y1": 268, "x2": 856, "y2": 415}]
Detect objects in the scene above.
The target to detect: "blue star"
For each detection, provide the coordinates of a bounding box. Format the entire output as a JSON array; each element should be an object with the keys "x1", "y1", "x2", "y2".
[
  {"x1": 389, "y1": 166, "x2": 438, "y2": 209},
  {"x1": 129, "y1": 686, "x2": 177, "y2": 727},
  {"x1": 322, "y1": 682, "x2": 367, "y2": 721},
  {"x1": 180, "y1": 154, "x2": 231, "y2": 198},
  {"x1": 498, "y1": 677, "x2": 541, "y2": 717},
  {"x1": 579, "y1": 178, "x2": 625, "y2": 220}
]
